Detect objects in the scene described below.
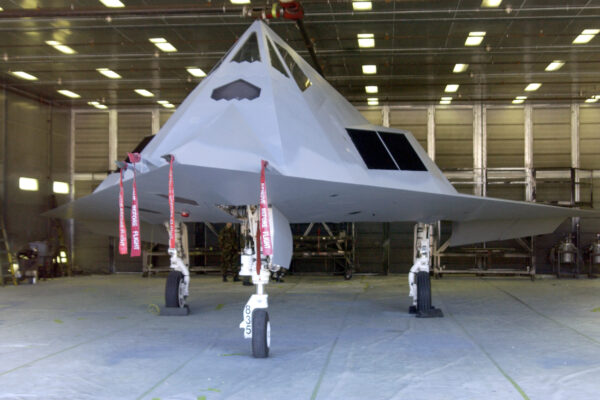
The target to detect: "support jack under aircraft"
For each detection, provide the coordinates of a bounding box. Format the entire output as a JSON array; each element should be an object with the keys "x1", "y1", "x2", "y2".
[{"x1": 49, "y1": 20, "x2": 594, "y2": 358}]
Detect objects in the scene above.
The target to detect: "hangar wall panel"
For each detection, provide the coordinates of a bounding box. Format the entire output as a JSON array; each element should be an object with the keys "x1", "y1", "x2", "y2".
[
  {"x1": 486, "y1": 107, "x2": 526, "y2": 201},
  {"x1": 73, "y1": 180, "x2": 111, "y2": 274},
  {"x1": 434, "y1": 108, "x2": 473, "y2": 170},
  {"x1": 389, "y1": 109, "x2": 427, "y2": 149},
  {"x1": 487, "y1": 108, "x2": 524, "y2": 168},
  {"x1": 532, "y1": 107, "x2": 572, "y2": 203},
  {"x1": 580, "y1": 107, "x2": 600, "y2": 170},
  {"x1": 117, "y1": 112, "x2": 152, "y2": 160},
  {"x1": 359, "y1": 109, "x2": 382, "y2": 125},
  {"x1": 532, "y1": 107, "x2": 570, "y2": 168},
  {"x1": 52, "y1": 108, "x2": 71, "y2": 184},
  {"x1": 0, "y1": 89, "x2": 5, "y2": 208},
  {"x1": 1, "y1": 92, "x2": 70, "y2": 252},
  {"x1": 74, "y1": 112, "x2": 109, "y2": 173}
]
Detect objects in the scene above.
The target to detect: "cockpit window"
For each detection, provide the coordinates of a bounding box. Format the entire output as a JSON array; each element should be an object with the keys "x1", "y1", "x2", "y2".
[
  {"x1": 267, "y1": 37, "x2": 288, "y2": 77},
  {"x1": 378, "y1": 131, "x2": 427, "y2": 171},
  {"x1": 231, "y1": 32, "x2": 261, "y2": 63},
  {"x1": 346, "y1": 129, "x2": 428, "y2": 172},
  {"x1": 275, "y1": 42, "x2": 312, "y2": 91},
  {"x1": 346, "y1": 129, "x2": 398, "y2": 170}
]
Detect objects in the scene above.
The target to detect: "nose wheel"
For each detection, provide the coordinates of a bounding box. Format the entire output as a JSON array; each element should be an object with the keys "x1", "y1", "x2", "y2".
[
  {"x1": 252, "y1": 309, "x2": 270, "y2": 358},
  {"x1": 165, "y1": 270, "x2": 186, "y2": 308}
]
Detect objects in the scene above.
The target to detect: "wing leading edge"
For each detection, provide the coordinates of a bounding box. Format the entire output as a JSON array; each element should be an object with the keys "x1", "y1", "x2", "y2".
[{"x1": 47, "y1": 162, "x2": 594, "y2": 246}]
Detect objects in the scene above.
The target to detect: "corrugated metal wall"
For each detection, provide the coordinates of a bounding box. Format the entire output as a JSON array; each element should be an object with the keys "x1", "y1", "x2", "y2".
[
  {"x1": 580, "y1": 108, "x2": 600, "y2": 170},
  {"x1": 533, "y1": 107, "x2": 572, "y2": 204},
  {"x1": 117, "y1": 112, "x2": 152, "y2": 161},
  {"x1": 486, "y1": 107, "x2": 525, "y2": 201},
  {"x1": 0, "y1": 90, "x2": 70, "y2": 254},
  {"x1": 435, "y1": 108, "x2": 473, "y2": 170},
  {"x1": 390, "y1": 109, "x2": 427, "y2": 149},
  {"x1": 533, "y1": 107, "x2": 571, "y2": 168},
  {"x1": 74, "y1": 112, "x2": 109, "y2": 173},
  {"x1": 0, "y1": 90, "x2": 5, "y2": 209},
  {"x1": 487, "y1": 108, "x2": 524, "y2": 168}
]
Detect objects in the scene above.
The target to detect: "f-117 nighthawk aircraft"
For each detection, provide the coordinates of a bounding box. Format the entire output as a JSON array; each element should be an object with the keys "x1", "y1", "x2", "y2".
[{"x1": 49, "y1": 20, "x2": 590, "y2": 358}]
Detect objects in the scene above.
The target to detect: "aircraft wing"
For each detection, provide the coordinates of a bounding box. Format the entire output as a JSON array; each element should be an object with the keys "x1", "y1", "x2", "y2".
[{"x1": 47, "y1": 162, "x2": 593, "y2": 247}]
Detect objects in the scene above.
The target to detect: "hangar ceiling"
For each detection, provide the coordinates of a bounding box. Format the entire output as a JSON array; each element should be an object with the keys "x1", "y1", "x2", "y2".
[{"x1": 0, "y1": 0, "x2": 599, "y2": 108}]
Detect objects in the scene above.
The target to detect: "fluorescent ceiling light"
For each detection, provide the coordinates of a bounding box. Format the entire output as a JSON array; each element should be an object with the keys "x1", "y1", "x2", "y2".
[
  {"x1": 362, "y1": 64, "x2": 377, "y2": 74},
  {"x1": 441, "y1": 96, "x2": 452, "y2": 101},
  {"x1": 96, "y1": 68, "x2": 121, "y2": 79},
  {"x1": 99, "y1": 0, "x2": 125, "y2": 7},
  {"x1": 0, "y1": 7, "x2": 4, "y2": 11},
  {"x1": 157, "y1": 100, "x2": 175, "y2": 108},
  {"x1": 149, "y1": 38, "x2": 177, "y2": 53},
  {"x1": 353, "y1": 1, "x2": 372, "y2": 11},
  {"x1": 585, "y1": 97, "x2": 598, "y2": 103},
  {"x1": 573, "y1": 29, "x2": 599, "y2": 44},
  {"x1": 465, "y1": 31, "x2": 486, "y2": 46},
  {"x1": 367, "y1": 97, "x2": 379, "y2": 105},
  {"x1": 525, "y1": 83, "x2": 541, "y2": 91},
  {"x1": 135, "y1": 89, "x2": 154, "y2": 97},
  {"x1": 57, "y1": 89, "x2": 80, "y2": 98},
  {"x1": 10, "y1": 71, "x2": 38, "y2": 81},
  {"x1": 365, "y1": 85, "x2": 378, "y2": 94},
  {"x1": 516, "y1": 96, "x2": 527, "y2": 100},
  {"x1": 445, "y1": 84, "x2": 459, "y2": 93},
  {"x1": 545, "y1": 61, "x2": 565, "y2": 72},
  {"x1": 53, "y1": 181, "x2": 70, "y2": 194},
  {"x1": 512, "y1": 99, "x2": 525, "y2": 104},
  {"x1": 19, "y1": 177, "x2": 38, "y2": 191},
  {"x1": 230, "y1": 0, "x2": 251, "y2": 4},
  {"x1": 453, "y1": 63, "x2": 469, "y2": 73},
  {"x1": 481, "y1": 0, "x2": 502, "y2": 7},
  {"x1": 88, "y1": 101, "x2": 108, "y2": 110},
  {"x1": 45, "y1": 40, "x2": 76, "y2": 55},
  {"x1": 186, "y1": 67, "x2": 206, "y2": 77},
  {"x1": 357, "y1": 33, "x2": 375, "y2": 48},
  {"x1": 440, "y1": 100, "x2": 452, "y2": 105}
]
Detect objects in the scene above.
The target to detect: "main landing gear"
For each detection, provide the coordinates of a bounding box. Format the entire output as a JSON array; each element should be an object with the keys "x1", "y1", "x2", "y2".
[
  {"x1": 161, "y1": 221, "x2": 190, "y2": 316},
  {"x1": 408, "y1": 223, "x2": 443, "y2": 318}
]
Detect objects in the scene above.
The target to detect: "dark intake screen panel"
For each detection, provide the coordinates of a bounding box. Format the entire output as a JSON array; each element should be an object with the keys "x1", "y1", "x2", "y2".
[
  {"x1": 346, "y1": 129, "x2": 398, "y2": 170},
  {"x1": 378, "y1": 131, "x2": 427, "y2": 171}
]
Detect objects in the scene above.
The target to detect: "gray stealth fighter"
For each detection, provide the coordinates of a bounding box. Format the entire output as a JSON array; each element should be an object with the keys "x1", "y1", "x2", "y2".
[{"x1": 49, "y1": 21, "x2": 591, "y2": 357}]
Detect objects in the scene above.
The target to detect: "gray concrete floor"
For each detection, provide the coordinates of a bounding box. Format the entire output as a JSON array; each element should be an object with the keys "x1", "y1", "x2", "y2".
[{"x1": 1, "y1": 275, "x2": 600, "y2": 400}]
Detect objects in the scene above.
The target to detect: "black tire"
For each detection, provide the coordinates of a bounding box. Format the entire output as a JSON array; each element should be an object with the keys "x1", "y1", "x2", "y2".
[
  {"x1": 252, "y1": 309, "x2": 270, "y2": 358},
  {"x1": 416, "y1": 271, "x2": 432, "y2": 314},
  {"x1": 344, "y1": 270, "x2": 353, "y2": 280},
  {"x1": 165, "y1": 271, "x2": 184, "y2": 308}
]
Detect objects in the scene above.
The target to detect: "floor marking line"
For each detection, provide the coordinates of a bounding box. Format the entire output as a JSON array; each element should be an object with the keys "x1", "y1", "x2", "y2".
[
  {"x1": 485, "y1": 280, "x2": 600, "y2": 345},
  {"x1": 310, "y1": 291, "x2": 360, "y2": 400},
  {"x1": 435, "y1": 289, "x2": 530, "y2": 400},
  {"x1": 0, "y1": 317, "x2": 153, "y2": 377},
  {"x1": 136, "y1": 349, "x2": 204, "y2": 400}
]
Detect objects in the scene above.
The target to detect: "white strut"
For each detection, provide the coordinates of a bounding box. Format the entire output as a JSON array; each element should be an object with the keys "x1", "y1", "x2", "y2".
[
  {"x1": 408, "y1": 223, "x2": 433, "y2": 308},
  {"x1": 165, "y1": 221, "x2": 190, "y2": 301},
  {"x1": 239, "y1": 205, "x2": 271, "y2": 339}
]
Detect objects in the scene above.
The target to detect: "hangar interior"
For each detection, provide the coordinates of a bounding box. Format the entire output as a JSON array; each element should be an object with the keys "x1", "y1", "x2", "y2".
[{"x1": 1, "y1": 1, "x2": 600, "y2": 399}]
